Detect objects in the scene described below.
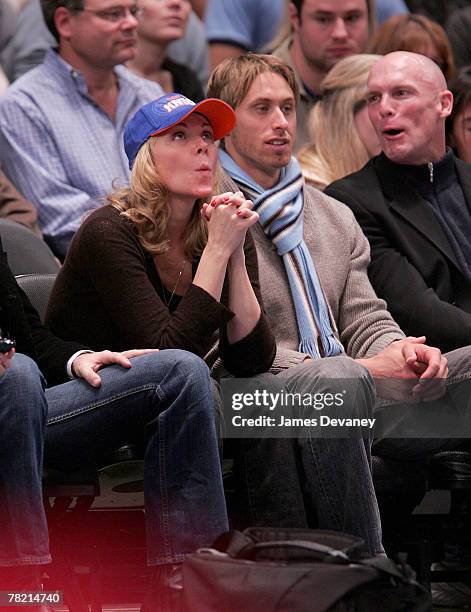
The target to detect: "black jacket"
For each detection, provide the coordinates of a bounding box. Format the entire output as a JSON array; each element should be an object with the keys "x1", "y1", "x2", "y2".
[
  {"x1": 0, "y1": 237, "x2": 85, "y2": 386},
  {"x1": 325, "y1": 153, "x2": 471, "y2": 353}
]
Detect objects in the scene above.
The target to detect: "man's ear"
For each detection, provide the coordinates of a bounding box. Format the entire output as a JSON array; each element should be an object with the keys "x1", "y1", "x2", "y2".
[
  {"x1": 54, "y1": 6, "x2": 74, "y2": 41},
  {"x1": 289, "y1": 2, "x2": 301, "y2": 33},
  {"x1": 439, "y1": 90, "x2": 454, "y2": 118}
]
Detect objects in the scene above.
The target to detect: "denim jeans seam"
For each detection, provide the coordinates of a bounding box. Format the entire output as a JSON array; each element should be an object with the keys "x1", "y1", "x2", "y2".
[
  {"x1": 244, "y1": 444, "x2": 257, "y2": 523},
  {"x1": 0, "y1": 554, "x2": 52, "y2": 566},
  {"x1": 446, "y1": 372, "x2": 471, "y2": 385},
  {"x1": 158, "y1": 409, "x2": 172, "y2": 562},
  {"x1": 47, "y1": 382, "x2": 161, "y2": 424},
  {"x1": 306, "y1": 433, "x2": 341, "y2": 527},
  {"x1": 147, "y1": 552, "x2": 186, "y2": 566}
]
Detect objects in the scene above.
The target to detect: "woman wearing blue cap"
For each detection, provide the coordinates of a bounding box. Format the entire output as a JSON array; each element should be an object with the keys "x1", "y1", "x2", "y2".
[
  {"x1": 47, "y1": 93, "x2": 274, "y2": 375},
  {"x1": 46, "y1": 93, "x2": 276, "y2": 607}
]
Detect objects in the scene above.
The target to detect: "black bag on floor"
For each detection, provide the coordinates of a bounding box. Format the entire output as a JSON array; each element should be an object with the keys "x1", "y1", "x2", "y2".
[{"x1": 182, "y1": 528, "x2": 431, "y2": 612}]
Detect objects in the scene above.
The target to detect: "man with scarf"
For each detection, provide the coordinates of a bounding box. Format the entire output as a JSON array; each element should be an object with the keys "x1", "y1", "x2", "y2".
[{"x1": 207, "y1": 53, "x2": 471, "y2": 557}]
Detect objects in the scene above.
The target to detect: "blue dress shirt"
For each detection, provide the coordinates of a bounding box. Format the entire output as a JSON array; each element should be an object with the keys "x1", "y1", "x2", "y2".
[{"x1": 0, "y1": 49, "x2": 163, "y2": 257}]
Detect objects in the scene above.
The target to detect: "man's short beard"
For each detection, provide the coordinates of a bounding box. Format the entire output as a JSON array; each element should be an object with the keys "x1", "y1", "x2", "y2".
[
  {"x1": 299, "y1": 39, "x2": 335, "y2": 76},
  {"x1": 308, "y1": 55, "x2": 337, "y2": 74}
]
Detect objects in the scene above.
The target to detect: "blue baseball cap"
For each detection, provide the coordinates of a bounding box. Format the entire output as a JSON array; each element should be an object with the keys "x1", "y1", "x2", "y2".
[{"x1": 124, "y1": 93, "x2": 236, "y2": 169}]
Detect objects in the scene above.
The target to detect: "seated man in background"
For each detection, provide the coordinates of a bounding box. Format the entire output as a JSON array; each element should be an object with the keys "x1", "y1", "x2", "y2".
[
  {"x1": 326, "y1": 51, "x2": 471, "y2": 353},
  {"x1": 271, "y1": 0, "x2": 374, "y2": 151},
  {"x1": 0, "y1": 0, "x2": 163, "y2": 258},
  {"x1": 0, "y1": 235, "x2": 227, "y2": 609},
  {"x1": 0, "y1": 0, "x2": 208, "y2": 92}
]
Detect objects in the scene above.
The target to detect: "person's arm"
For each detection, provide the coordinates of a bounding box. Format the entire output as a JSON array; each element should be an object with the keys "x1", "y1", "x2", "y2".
[
  {"x1": 218, "y1": 229, "x2": 276, "y2": 376},
  {"x1": 205, "y1": 0, "x2": 254, "y2": 70},
  {"x1": 209, "y1": 43, "x2": 246, "y2": 71},
  {"x1": 16, "y1": 272, "x2": 160, "y2": 386},
  {"x1": 326, "y1": 185, "x2": 471, "y2": 353},
  {"x1": 0, "y1": 169, "x2": 42, "y2": 237},
  {"x1": 200, "y1": 193, "x2": 261, "y2": 343},
  {"x1": 225, "y1": 243, "x2": 261, "y2": 344},
  {"x1": 70, "y1": 348, "x2": 159, "y2": 387},
  {"x1": 19, "y1": 283, "x2": 90, "y2": 385},
  {"x1": 192, "y1": 199, "x2": 258, "y2": 300},
  {"x1": 46, "y1": 210, "x2": 235, "y2": 358},
  {"x1": 0, "y1": 98, "x2": 99, "y2": 257},
  {"x1": 268, "y1": 348, "x2": 310, "y2": 372},
  {"x1": 200, "y1": 194, "x2": 276, "y2": 374},
  {"x1": 330, "y1": 208, "x2": 405, "y2": 358},
  {"x1": 0, "y1": 237, "x2": 79, "y2": 385},
  {"x1": 357, "y1": 335, "x2": 448, "y2": 402}
]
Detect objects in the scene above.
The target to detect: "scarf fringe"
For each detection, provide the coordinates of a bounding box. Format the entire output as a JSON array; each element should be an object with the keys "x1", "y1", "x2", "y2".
[
  {"x1": 322, "y1": 334, "x2": 343, "y2": 357},
  {"x1": 299, "y1": 337, "x2": 321, "y2": 359}
]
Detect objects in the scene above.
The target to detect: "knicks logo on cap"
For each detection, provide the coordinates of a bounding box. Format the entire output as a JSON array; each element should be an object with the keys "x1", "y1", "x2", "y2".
[{"x1": 156, "y1": 94, "x2": 196, "y2": 113}]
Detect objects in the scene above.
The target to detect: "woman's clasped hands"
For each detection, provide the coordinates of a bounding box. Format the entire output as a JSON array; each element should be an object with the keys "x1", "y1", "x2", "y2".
[{"x1": 201, "y1": 191, "x2": 259, "y2": 257}]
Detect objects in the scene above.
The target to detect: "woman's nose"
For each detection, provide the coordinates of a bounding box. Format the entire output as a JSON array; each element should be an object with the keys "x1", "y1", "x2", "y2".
[{"x1": 196, "y1": 138, "x2": 208, "y2": 154}]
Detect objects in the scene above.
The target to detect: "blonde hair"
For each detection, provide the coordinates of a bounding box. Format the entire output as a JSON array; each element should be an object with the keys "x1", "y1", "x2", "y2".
[
  {"x1": 108, "y1": 137, "x2": 208, "y2": 257},
  {"x1": 298, "y1": 54, "x2": 380, "y2": 190},
  {"x1": 207, "y1": 53, "x2": 299, "y2": 112}
]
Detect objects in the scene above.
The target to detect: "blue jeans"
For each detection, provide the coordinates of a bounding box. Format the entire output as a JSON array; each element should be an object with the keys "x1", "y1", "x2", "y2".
[
  {"x1": 0, "y1": 350, "x2": 228, "y2": 567},
  {"x1": 239, "y1": 348, "x2": 471, "y2": 557},
  {"x1": 373, "y1": 346, "x2": 471, "y2": 458},
  {"x1": 235, "y1": 357, "x2": 383, "y2": 556}
]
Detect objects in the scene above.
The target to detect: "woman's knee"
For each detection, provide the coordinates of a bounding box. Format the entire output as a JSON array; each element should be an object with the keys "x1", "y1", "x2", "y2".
[
  {"x1": 162, "y1": 349, "x2": 209, "y2": 371},
  {"x1": 2, "y1": 353, "x2": 43, "y2": 390},
  {"x1": 137, "y1": 349, "x2": 210, "y2": 381},
  {"x1": 0, "y1": 353, "x2": 46, "y2": 422}
]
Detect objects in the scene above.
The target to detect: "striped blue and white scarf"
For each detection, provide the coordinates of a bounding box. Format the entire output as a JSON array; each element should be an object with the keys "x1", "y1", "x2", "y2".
[{"x1": 220, "y1": 149, "x2": 342, "y2": 359}]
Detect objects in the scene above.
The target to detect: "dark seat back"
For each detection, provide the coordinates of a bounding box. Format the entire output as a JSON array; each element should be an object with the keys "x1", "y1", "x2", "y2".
[
  {"x1": 0, "y1": 219, "x2": 59, "y2": 275},
  {"x1": 15, "y1": 273, "x2": 57, "y2": 323}
]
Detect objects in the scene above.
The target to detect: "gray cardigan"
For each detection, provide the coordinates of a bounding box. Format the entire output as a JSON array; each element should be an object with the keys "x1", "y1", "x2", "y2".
[{"x1": 220, "y1": 174, "x2": 405, "y2": 371}]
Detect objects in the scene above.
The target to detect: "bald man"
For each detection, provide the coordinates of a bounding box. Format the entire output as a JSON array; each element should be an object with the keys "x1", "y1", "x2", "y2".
[{"x1": 325, "y1": 51, "x2": 471, "y2": 353}]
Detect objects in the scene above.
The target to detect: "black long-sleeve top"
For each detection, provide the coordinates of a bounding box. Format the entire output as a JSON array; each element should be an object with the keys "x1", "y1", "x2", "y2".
[
  {"x1": 0, "y1": 237, "x2": 84, "y2": 386},
  {"x1": 46, "y1": 205, "x2": 276, "y2": 377}
]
